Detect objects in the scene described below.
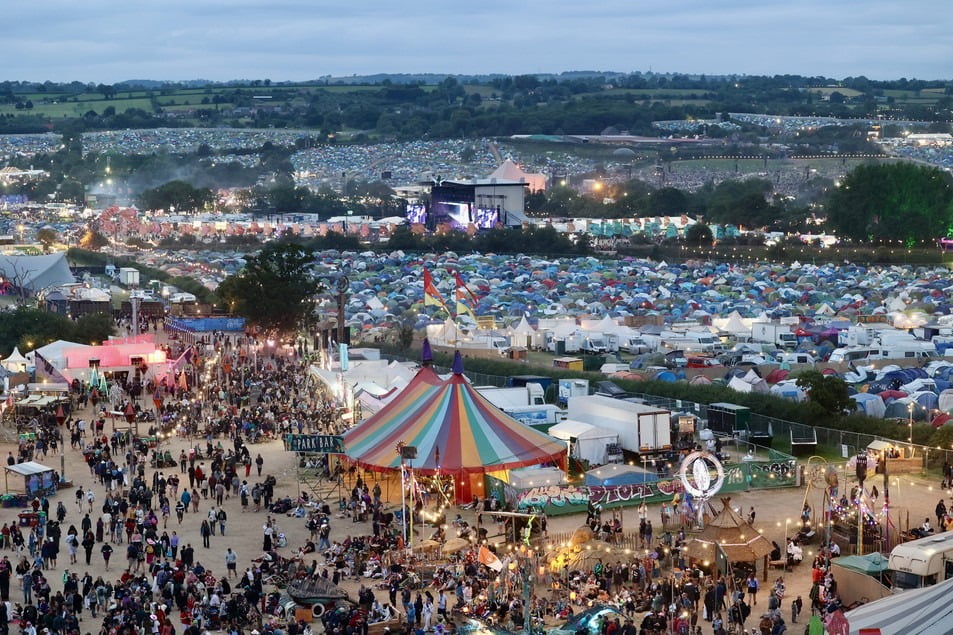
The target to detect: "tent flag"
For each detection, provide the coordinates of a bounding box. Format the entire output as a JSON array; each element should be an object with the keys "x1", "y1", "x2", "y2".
[
  {"x1": 478, "y1": 545, "x2": 503, "y2": 572},
  {"x1": 453, "y1": 271, "x2": 480, "y2": 305},
  {"x1": 456, "y1": 285, "x2": 476, "y2": 320},
  {"x1": 423, "y1": 268, "x2": 449, "y2": 313}
]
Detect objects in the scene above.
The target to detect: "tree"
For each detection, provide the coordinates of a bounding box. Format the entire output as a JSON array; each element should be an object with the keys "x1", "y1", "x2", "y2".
[
  {"x1": 35, "y1": 228, "x2": 58, "y2": 253},
  {"x1": 139, "y1": 180, "x2": 214, "y2": 213},
  {"x1": 796, "y1": 370, "x2": 852, "y2": 418},
  {"x1": 825, "y1": 163, "x2": 953, "y2": 242},
  {"x1": 0, "y1": 306, "x2": 112, "y2": 355},
  {"x1": 217, "y1": 243, "x2": 322, "y2": 335},
  {"x1": 79, "y1": 230, "x2": 110, "y2": 251},
  {"x1": 685, "y1": 223, "x2": 713, "y2": 246}
]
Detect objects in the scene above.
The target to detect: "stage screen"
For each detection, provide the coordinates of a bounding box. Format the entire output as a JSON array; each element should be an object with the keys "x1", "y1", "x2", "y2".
[
  {"x1": 405, "y1": 203, "x2": 427, "y2": 224},
  {"x1": 474, "y1": 207, "x2": 499, "y2": 229}
]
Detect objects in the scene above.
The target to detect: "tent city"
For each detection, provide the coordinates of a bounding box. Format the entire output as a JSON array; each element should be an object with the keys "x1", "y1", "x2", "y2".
[{"x1": 0, "y1": 4, "x2": 951, "y2": 635}]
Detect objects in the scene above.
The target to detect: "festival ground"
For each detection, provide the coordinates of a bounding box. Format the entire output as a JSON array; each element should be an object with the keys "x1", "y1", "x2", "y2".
[{"x1": 1, "y1": 373, "x2": 948, "y2": 633}]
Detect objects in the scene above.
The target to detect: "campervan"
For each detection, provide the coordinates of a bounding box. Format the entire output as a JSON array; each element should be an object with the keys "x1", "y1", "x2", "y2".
[
  {"x1": 828, "y1": 347, "x2": 882, "y2": 364},
  {"x1": 621, "y1": 335, "x2": 650, "y2": 355},
  {"x1": 888, "y1": 531, "x2": 953, "y2": 591}
]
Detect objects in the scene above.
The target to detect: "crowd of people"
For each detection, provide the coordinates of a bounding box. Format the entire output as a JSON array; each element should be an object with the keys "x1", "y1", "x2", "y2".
[
  {"x1": 1, "y1": 326, "x2": 872, "y2": 635},
  {"x1": 0, "y1": 331, "x2": 349, "y2": 635}
]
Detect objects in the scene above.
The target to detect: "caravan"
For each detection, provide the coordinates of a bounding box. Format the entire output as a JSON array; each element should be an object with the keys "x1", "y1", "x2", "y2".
[{"x1": 888, "y1": 532, "x2": 953, "y2": 590}]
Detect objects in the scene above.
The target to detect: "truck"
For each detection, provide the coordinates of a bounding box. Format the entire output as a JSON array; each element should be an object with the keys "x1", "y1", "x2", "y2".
[
  {"x1": 887, "y1": 531, "x2": 953, "y2": 590},
  {"x1": 567, "y1": 394, "x2": 671, "y2": 455},
  {"x1": 557, "y1": 378, "x2": 589, "y2": 406},
  {"x1": 751, "y1": 323, "x2": 797, "y2": 349},
  {"x1": 476, "y1": 383, "x2": 545, "y2": 410},
  {"x1": 581, "y1": 334, "x2": 608, "y2": 355}
]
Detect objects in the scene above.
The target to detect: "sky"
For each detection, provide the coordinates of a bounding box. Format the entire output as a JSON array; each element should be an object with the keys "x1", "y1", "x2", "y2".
[{"x1": 4, "y1": 0, "x2": 951, "y2": 84}]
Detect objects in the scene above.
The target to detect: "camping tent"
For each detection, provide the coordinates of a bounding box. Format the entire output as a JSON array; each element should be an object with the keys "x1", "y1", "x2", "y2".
[
  {"x1": 851, "y1": 393, "x2": 887, "y2": 418},
  {"x1": 548, "y1": 419, "x2": 618, "y2": 466},
  {"x1": 845, "y1": 575, "x2": 953, "y2": 634},
  {"x1": 343, "y1": 347, "x2": 566, "y2": 502}
]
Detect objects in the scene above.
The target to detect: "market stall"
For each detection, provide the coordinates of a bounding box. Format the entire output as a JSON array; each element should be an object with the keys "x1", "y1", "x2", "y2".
[{"x1": 4, "y1": 461, "x2": 58, "y2": 497}]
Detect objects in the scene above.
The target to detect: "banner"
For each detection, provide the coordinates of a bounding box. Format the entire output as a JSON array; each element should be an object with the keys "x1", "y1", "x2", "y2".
[{"x1": 287, "y1": 434, "x2": 345, "y2": 453}]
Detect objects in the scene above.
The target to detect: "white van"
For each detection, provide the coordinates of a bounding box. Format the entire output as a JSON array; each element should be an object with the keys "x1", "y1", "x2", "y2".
[{"x1": 828, "y1": 347, "x2": 882, "y2": 364}]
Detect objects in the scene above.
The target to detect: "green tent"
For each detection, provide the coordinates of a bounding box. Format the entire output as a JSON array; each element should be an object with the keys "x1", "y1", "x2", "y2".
[{"x1": 832, "y1": 552, "x2": 889, "y2": 575}]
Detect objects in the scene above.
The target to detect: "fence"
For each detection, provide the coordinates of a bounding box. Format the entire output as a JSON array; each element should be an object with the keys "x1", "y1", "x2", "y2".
[{"x1": 627, "y1": 392, "x2": 953, "y2": 474}]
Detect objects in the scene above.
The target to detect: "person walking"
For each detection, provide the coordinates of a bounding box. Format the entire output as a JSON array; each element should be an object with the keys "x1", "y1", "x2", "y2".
[
  {"x1": 207, "y1": 507, "x2": 217, "y2": 536},
  {"x1": 200, "y1": 520, "x2": 212, "y2": 548},
  {"x1": 225, "y1": 548, "x2": 237, "y2": 579},
  {"x1": 255, "y1": 454, "x2": 264, "y2": 476},
  {"x1": 746, "y1": 574, "x2": 759, "y2": 606},
  {"x1": 100, "y1": 543, "x2": 113, "y2": 571},
  {"x1": 82, "y1": 532, "x2": 94, "y2": 565},
  {"x1": 21, "y1": 569, "x2": 32, "y2": 604},
  {"x1": 217, "y1": 508, "x2": 227, "y2": 535}
]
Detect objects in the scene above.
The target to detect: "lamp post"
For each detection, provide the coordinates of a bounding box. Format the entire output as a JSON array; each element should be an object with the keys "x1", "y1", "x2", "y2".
[{"x1": 908, "y1": 402, "x2": 914, "y2": 446}]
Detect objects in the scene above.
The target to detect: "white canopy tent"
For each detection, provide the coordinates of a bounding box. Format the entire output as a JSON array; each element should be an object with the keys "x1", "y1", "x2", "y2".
[
  {"x1": 548, "y1": 419, "x2": 618, "y2": 465},
  {"x1": 1, "y1": 347, "x2": 28, "y2": 372}
]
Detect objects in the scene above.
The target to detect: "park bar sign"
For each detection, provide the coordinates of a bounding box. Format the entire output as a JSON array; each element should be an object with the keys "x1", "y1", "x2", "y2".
[{"x1": 288, "y1": 434, "x2": 345, "y2": 454}]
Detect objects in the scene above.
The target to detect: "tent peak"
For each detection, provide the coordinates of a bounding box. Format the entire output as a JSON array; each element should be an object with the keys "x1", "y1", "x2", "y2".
[{"x1": 421, "y1": 338, "x2": 433, "y2": 366}]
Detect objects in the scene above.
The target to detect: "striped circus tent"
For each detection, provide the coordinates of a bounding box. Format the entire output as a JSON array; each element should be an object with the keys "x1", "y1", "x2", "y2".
[
  {"x1": 343, "y1": 345, "x2": 566, "y2": 502},
  {"x1": 845, "y1": 575, "x2": 953, "y2": 634}
]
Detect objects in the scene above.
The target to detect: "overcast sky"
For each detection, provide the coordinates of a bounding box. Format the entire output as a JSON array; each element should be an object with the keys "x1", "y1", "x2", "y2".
[{"x1": 4, "y1": 0, "x2": 950, "y2": 83}]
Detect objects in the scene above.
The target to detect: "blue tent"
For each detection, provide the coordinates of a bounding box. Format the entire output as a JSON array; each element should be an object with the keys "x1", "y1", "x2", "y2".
[{"x1": 584, "y1": 463, "x2": 658, "y2": 486}]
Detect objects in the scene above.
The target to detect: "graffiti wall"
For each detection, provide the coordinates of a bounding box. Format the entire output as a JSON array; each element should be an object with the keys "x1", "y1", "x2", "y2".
[{"x1": 515, "y1": 459, "x2": 797, "y2": 516}]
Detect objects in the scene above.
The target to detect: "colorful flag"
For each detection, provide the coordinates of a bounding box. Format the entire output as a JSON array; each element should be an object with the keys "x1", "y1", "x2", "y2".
[
  {"x1": 453, "y1": 271, "x2": 479, "y2": 305},
  {"x1": 478, "y1": 546, "x2": 503, "y2": 572},
  {"x1": 453, "y1": 271, "x2": 478, "y2": 319},
  {"x1": 423, "y1": 268, "x2": 449, "y2": 313},
  {"x1": 456, "y1": 285, "x2": 476, "y2": 320}
]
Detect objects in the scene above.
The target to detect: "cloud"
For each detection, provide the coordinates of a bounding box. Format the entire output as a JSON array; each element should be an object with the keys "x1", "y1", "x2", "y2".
[{"x1": 1, "y1": 0, "x2": 949, "y2": 82}]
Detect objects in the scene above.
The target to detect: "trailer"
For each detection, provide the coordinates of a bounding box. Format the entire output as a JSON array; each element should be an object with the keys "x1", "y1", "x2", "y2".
[
  {"x1": 557, "y1": 378, "x2": 589, "y2": 407},
  {"x1": 705, "y1": 402, "x2": 752, "y2": 439},
  {"x1": 567, "y1": 394, "x2": 671, "y2": 455},
  {"x1": 476, "y1": 383, "x2": 545, "y2": 409}
]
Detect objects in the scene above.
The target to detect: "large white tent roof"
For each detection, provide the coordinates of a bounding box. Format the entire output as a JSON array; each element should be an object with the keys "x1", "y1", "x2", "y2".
[{"x1": 0, "y1": 252, "x2": 73, "y2": 292}]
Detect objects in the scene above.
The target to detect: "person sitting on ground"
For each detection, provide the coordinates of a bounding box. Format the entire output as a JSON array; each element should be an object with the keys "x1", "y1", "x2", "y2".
[{"x1": 913, "y1": 517, "x2": 933, "y2": 538}]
